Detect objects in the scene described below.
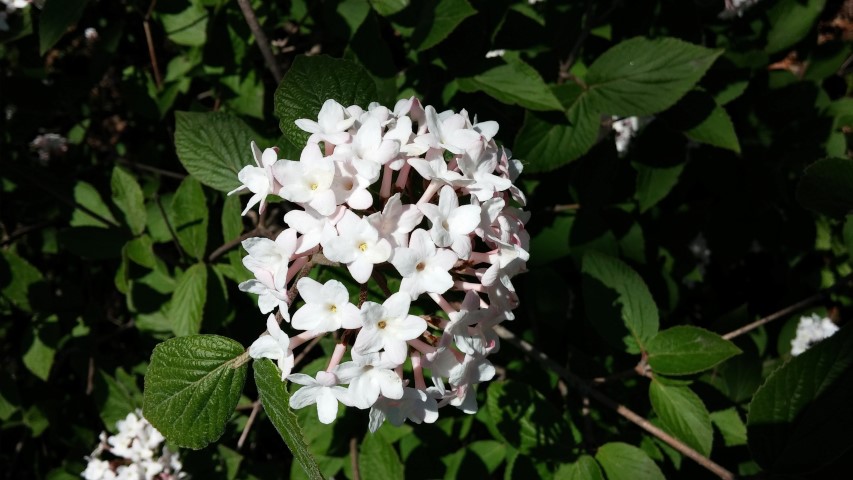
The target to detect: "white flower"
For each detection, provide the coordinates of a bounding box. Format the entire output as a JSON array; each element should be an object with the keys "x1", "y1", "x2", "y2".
[
  {"x1": 418, "y1": 185, "x2": 481, "y2": 259},
  {"x1": 416, "y1": 106, "x2": 481, "y2": 154},
  {"x1": 283, "y1": 206, "x2": 340, "y2": 254},
  {"x1": 249, "y1": 314, "x2": 295, "y2": 380},
  {"x1": 238, "y1": 260, "x2": 288, "y2": 314},
  {"x1": 241, "y1": 229, "x2": 297, "y2": 290},
  {"x1": 291, "y1": 277, "x2": 361, "y2": 331},
  {"x1": 336, "y1": 353, "x2": 404, "y2": 409},
  {"x1": 336, "y1": 116, "x2": 400, "y2": 183},
  {"x1": 368, "y1": 387, "x2": 440, "y2": 432},
  {"x1": 354, "y1": 293, "x2": 427, "y2": 363},
  {"x1": 295, "y1": 99, "x2": 356, "y2": 146},
  {"x1": 288, "y1": 371, "x2": 352, "y2": 424},
  {"x1": 791, "y1": 313, "x2": 839, "y2": 356},
  {"x1": 612, "y1": 116, "x2": 639, "y2": 154},
  {"x1": 229, "y1": 141, "x2": 280, "y2": 215},
  {"x1": 485, "y1": 49, "x2": 506, "y2": 58},
  {"x1": 273, "y1": 144, "x2": 337, "y2": 216},
  {"x1": 367, "y1": 193, "x2": 423, "y2": 248},
  {"x1": 407, "y1": 147, "x2": 473, "y2": 188},
  {"x1": 391, "y1": 229, "x2": 457, "y2": 299},
  {"x1": 457, "y1": 142, "x2": 512, "y2": 201},
  {"x1": 82, "y1": 409, "x2": 184, "y2": 480},
  {"x1": 322, "y1": 210, "x2": 392, "y2": 283}
]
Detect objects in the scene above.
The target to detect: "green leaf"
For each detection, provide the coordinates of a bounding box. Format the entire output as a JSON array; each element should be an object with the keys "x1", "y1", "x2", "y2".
[
  {"x1": 159, "y1": 2, "x2": 209, "y2": 47},
  {"x1": 274, "y1": 55, "x2": 377, "y2": 148},
  {"x1": 554, "y1": 455, "x2": 604, "y2": 480},
  {"x1": 634, "y1": 163, "x2": 684, "y2": 213},
  {"x1": 253, "y1": 358, "x2": 323, "y2": 480},
  {"x1": 662, "y1": 91, "x2": 740, "y2": 152},
  {"x1": 22, "y1": 316, "x2": 58, "y2": 382},
  {"x1": 174, "y1": 111, "x2": 258, "y2": 193},
  {"x1": 126, "y1": 234, "x2": 157, "y2": 269},
  {"x1": 0, "y1": 373, "x2": 21, "y2": 421},
  {"x1": 169, "y1": 177, "x2": 209, "y2": 260},
  {"x1": 584, "y1": 37, "x2": 723, "y2": 116},
  {"x1": 111, "y1": 166, "x2": 147, "y2": 235},
  {"x1": 409, "y1": 0, "x2": 475, "y2": 51},
  {"x1": 369, "y1": 0, "x2": 409, "y2": 16},
  {"x1": 766, "y1": 0, "x2": 827, "y2": 54},
  {"x1": 649, "y1": 381, "x2": 713, "y2": 456},
  {"x1": 0, "y1": 250, "x2": 44, "y2": 313},
  {"x1": 485, "y1": 380, "x2": 573, "y2": 457},
  {"x1": 595, "y1": 442, "x2": 665, "y2": 480},
  {"x1": 747, "y1": 324, "x2": 853, "y2": 473},
  {"x1": 796, "y1": 158, "x2": 853, "y2": 218},
  {"x1": 513, "y1": 108, "x2": 598, "y2": 172},
  {"x1": 468, "y1": 440, "x2": 506, "y2": 474},
  {"x1": 70, "y1": 181, "x2": 118, "y2": 228},
  {"x1": 143, "y1": 335, "x2": 248, "y2": 449},
  {"x1": 458, "y1": 58, "x2": 563, "y2": 112},
  {"x1": 39, "y1": 0, "x2": 88, "y2": 55},
  {"x1": 221, "y1": 194, "x2": 244, "y2": 242},
  {"x1": 94, "y1": 369, "x2": 142, "y2": 432},
  {"x1": 514, "y1": 84, "x2": 599, "y2": 172},
  {"x1": 582, "y1": 251, "x2": 659, "y2": 353},
  {"x1": 169, "y1": 263, "x2": 208, "y2": 337},
  {"x1": 359, "y1": 432, "x2": 404, "y2": 480},
  {"x1": 710, "y1": 408, "x2": 747, "y2": 447},
  {"x1": 646, "y1": 326, "x2": 741, "y2": 375}
]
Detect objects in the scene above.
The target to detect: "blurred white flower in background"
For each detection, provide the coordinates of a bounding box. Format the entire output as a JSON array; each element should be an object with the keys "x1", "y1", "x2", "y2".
[
  {"x1": 82, "y1": 410, "x2": 186, "y2": 480},
  {"x1": 790, "y1": 313, "x2": 839, "y2": 356}
]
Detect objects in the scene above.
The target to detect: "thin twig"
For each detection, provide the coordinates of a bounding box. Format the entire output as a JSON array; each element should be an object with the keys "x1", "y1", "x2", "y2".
[
  {"x1": 0, "y1": 220, "x2": 54, "y2": 246},
  {"x1": 721, "y1": 293, "x2": 825, "y2": 341},
  {"x1": 117, "y1": 158, "x2": 185, "y2": 179},
  {"x1": 208, "y1": 227, "x2": 267, "y2": 263},
  {"x1": 350, "y1": 437, "x2": 361, "y2": 480},
  {"x1": 237, "y1": 400, "x2": 262, "y2": 449},
  {"x1": 287, "y1": 260, "x2": 315, "y2": 305},
  {"x1": 86, "y1": 357, "x2": 95, "y2": 395},
  {"x1": 551, "y1": 203, "x2": 580, "y2": 212},
  {"x1": 236, "y1": 0, "x2": 283, "y2": 83},
  {"x1": 143, "y1": 0, "x2": 163, "y2": 90},
  {"x1": 293, "y1": 336, "x2": 322, "y2": 366},
  {"x1": 494, "y1": 325, "x2": 735, "y2": 480}
]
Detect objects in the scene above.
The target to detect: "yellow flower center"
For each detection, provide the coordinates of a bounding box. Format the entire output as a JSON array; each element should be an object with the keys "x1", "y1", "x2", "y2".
[
  {"x1": 377, "y1": 320, "x2": 387, "y2": 329},
  {"x1": 329, "y1": 304, "x2": 337, "y2": 313},
  {"x1": 359, "y1": 242, "x2": 368, "y2": 252}
]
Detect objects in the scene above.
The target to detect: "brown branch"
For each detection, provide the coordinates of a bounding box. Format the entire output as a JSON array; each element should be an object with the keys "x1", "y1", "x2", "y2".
[
  {"x1": 237, "y1": 400, "x2": 262, "y2": 449},
  {"x1": 293, "y1": 336, "x2": 322, "y2": 366},
  {"x1": 349, "y1": 437, "x2": 361, "y2": 480},
  {"x1": 551, "y1": 203, "x2": 580, "y2": 212},
  {"x1": 494, "y1": 325, "x2": 735, "y2": 480},
  {"x1": 287, "y1": 260, "x2": 315, "y2": 305},
  {"x1": 207, "y1": 227, "x2": 271, "y2": 263},
  {"x1": 236, "y1": 0, "x2": 283, "y2": 83},
  {"x1": 143, "y1": 0, "x2": 163, "y2": 90},
  {"x1": 721, "y1": 292, "x2": 825, "y2": 341},
  {"x1": 0, "y1": 220, "x2": 54, "y2": 246},
  {"x1": 117, "y1": 158, "x2": 185, "y2": 180}
]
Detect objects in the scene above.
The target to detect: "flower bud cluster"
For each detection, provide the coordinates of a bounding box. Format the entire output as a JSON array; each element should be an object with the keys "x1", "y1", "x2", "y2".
[
  {"x1": 231, "y1": 97, "x2": 530, "y2": 431},
  {"x1": 82, "y1": 409, "x2": 185, "y2": 480}
]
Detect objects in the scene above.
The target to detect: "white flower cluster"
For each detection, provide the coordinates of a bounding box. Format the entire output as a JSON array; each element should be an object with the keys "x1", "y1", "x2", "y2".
[
  {"x1": 82, "y1": 410, "x2": 185, "y2": 480},
  {"x1": 230, "y1": 97, "x2": 529, "y2": 431},
  {"x1": 790, "y1": 313, "x2": 839, "y2": 356}
]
